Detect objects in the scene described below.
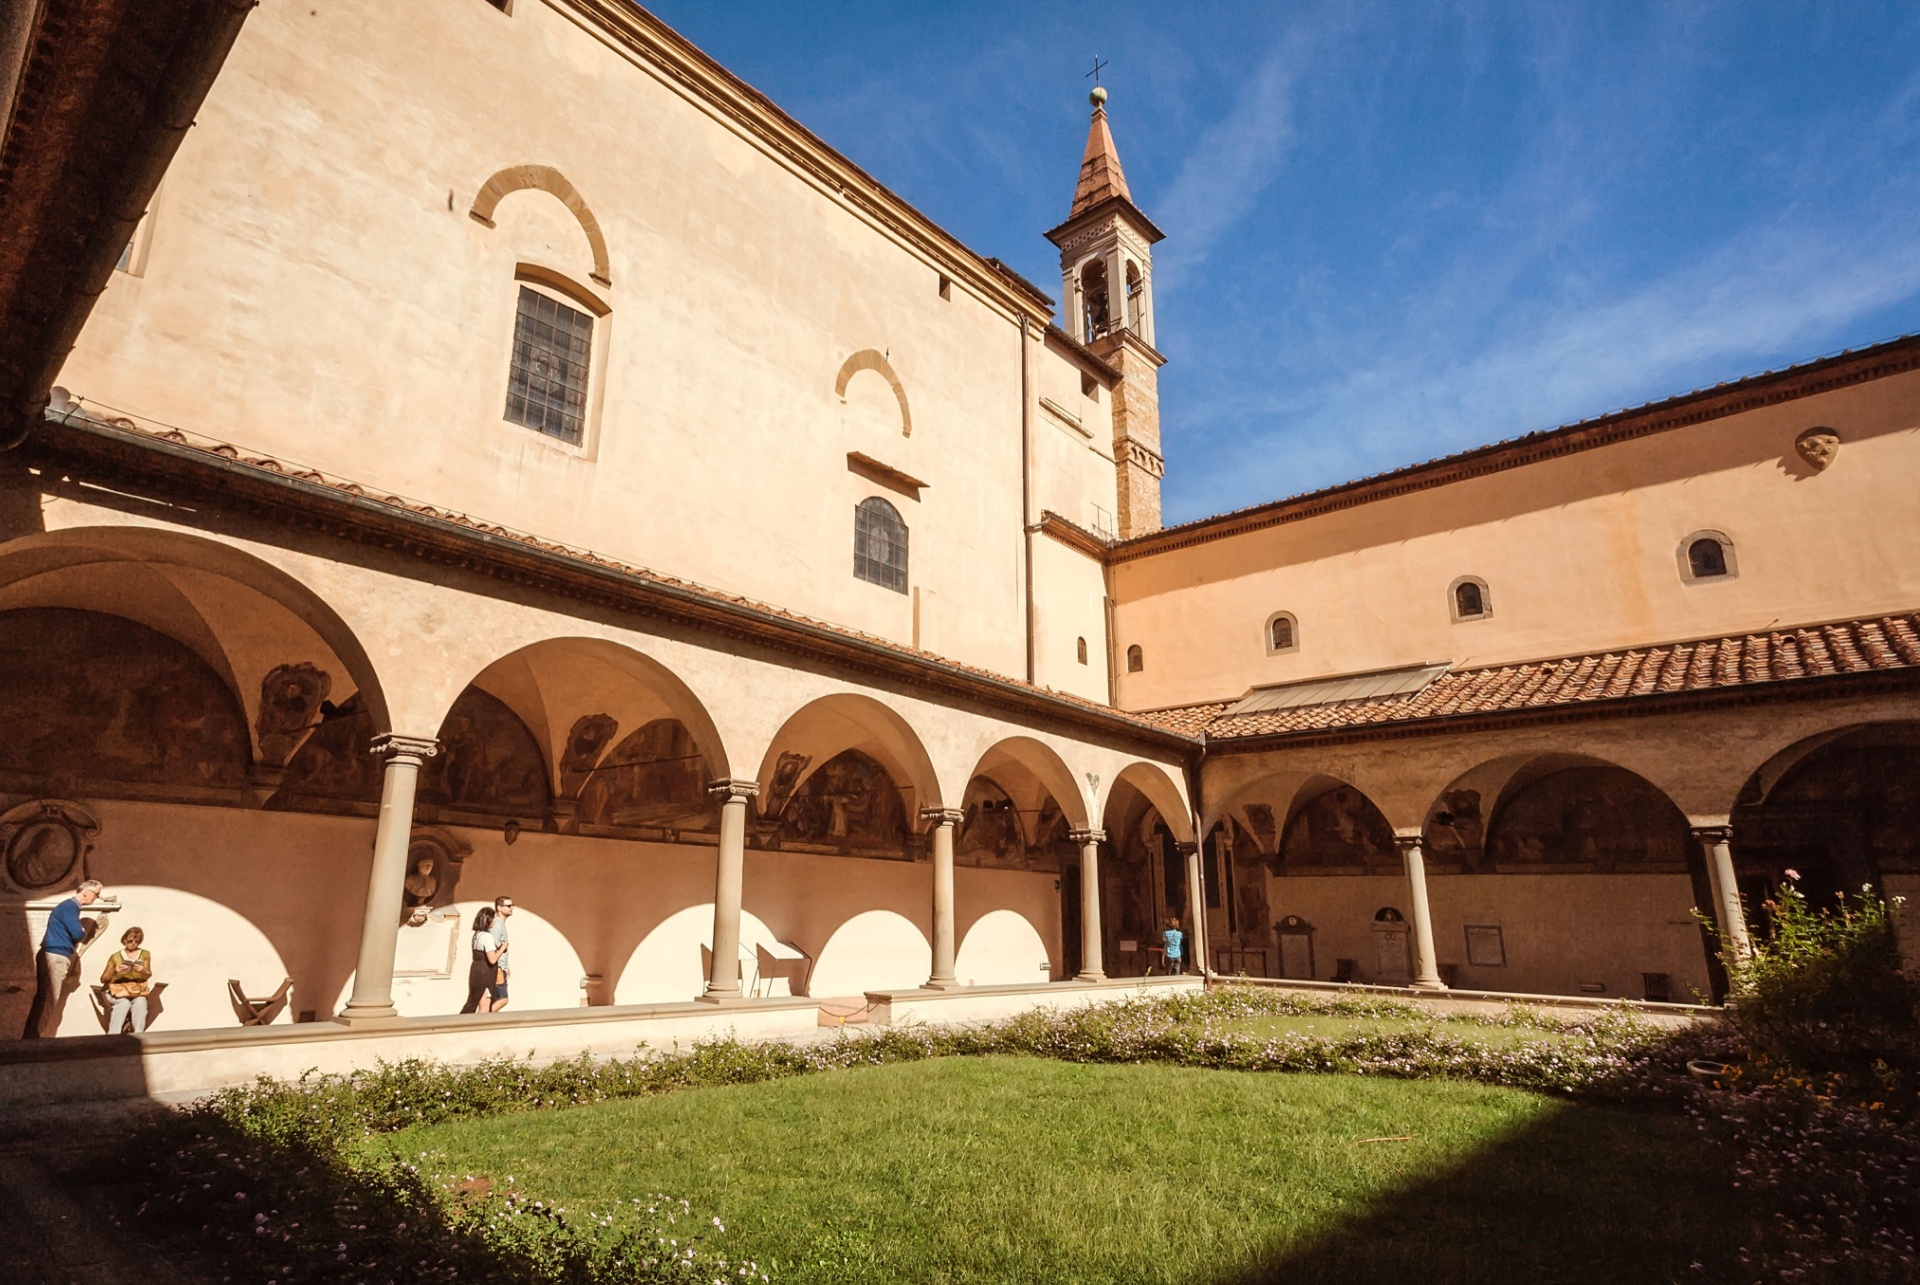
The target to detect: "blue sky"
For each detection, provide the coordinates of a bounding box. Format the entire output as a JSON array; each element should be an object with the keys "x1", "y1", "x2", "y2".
[{"x1": 647, "y1": 2, "x2": 1920, "y2": 525}]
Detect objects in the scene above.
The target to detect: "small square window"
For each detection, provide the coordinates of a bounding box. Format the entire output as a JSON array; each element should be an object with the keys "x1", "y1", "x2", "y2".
[
  {"x1": 938, "y1": 274, "x2": 952, "y2": 300},
  {"x1": 1081, "y1": 373, "x2": 1098, "y2": 400},
  {"x1": 505, "y1": 285, "x2": 592, "y2": 445}
]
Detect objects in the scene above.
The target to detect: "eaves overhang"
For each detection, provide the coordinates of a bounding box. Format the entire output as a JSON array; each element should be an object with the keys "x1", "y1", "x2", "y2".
[
  {"x1": 1044, "y1": 194, "x2": 1167, "y2": 248},
  {"x1": 1114, "y1": 330, "x2": 1920, "y2": 564},
  {"x1": 19, "y1": 408, "x2": 1199, "y2": 756}
]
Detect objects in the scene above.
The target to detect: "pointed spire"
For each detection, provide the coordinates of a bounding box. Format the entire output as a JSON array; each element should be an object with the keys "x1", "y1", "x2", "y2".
[{"x1": 1069, "y1": 86, "x2": 1132, "y2": 219}]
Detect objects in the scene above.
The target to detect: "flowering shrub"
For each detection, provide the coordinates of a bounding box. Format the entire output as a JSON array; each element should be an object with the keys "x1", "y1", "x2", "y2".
[
  {"x1": 113, "y1": 985, "x2": 1920, "y2": 1283},
  {"x1": 1726, "y1": 883, "x2": 1920, "y2": 1100}
]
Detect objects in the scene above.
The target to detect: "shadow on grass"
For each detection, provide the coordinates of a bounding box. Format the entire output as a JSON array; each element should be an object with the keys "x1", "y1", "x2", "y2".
[
  {"x1": 116, "y1": 1111, "x2": 737, "y2": 1284},
  {"x1": 1207, "y1": 1027, "x2": 1752, "y2": 1285},
  {"x1": 1207, "y1": 1104, "x2": 1748, "y2": 1285}
]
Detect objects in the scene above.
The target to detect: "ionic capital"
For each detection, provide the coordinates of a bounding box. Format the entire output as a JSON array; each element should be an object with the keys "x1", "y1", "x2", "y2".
[
  {"x1": 370, "y1": 733, "x2": 439, "y2": 763},
  {"x1": 1690, "y1": 824, "x2": 1734, "y2": 846},
  {"x1": 1393, "y1": 834, "x2": 1425, "y2": 856},
  {"x1": 1068, "y1": 827, "x2": 1106, "y2": 846},
  {"x1": 707, "y1": 778, "x2": 761, "y2": 803},
  {"x1": 1174, "y1": 839, "x2": 1199, "y2": 856},
  {"x1": 919, "y1": 807, "x2": 965, "y2": 828}
]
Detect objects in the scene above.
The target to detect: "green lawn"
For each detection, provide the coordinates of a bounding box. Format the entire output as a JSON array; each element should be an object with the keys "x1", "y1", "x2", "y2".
[{"x1": 397, "y1": 1055, "x2": 1740, "y2": 1284}]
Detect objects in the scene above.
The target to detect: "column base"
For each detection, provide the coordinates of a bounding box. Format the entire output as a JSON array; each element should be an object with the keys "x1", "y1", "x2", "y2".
[
  {"x1": 1074, "y1": 970, "x2": 1108, "y2": 984},
  {"x1": 334, "y1": 1002, "x2": 401, "y2": 1026},
  {"x1": 696, "y1": 990, "x2": 750, "y2": 1006},
  {"x1": 1408, "y1": 977, "x2": 1449, "y2": 992},
  {"x1": 922, "y1": 978, "x2": 966, "y2": 992}
]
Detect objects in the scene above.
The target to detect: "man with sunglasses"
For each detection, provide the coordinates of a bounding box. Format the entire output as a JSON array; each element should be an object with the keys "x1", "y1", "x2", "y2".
[{"x1": 489, "y1": 895, "x2": 515, "y2": 1012}]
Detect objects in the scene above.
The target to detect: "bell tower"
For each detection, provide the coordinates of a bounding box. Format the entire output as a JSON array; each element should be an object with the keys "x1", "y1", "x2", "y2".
[{"x1": 1046, "y1": 85, "x2": 1167, "y2": 537}]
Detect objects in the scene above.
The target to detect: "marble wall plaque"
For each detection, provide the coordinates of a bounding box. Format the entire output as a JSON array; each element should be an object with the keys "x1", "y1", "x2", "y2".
[{"x1": 394, "y1": 910, "x2": 460, "y2": 978}]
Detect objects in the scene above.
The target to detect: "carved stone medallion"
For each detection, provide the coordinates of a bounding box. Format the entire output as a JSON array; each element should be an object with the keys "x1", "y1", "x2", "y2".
[
  {"x1": 1795, "y1": 427, "x2": 1841, "y2": 472},
  {"x1": 257, "y1": 662, "x2": 333, "y2": 765},
  {"x1": 0, "y1": 800, "x2": 99, "y2": 895}
]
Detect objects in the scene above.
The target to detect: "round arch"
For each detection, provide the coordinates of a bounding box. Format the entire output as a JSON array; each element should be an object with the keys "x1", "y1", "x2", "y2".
[
  {"x1": 1097, "y1": 761, "x2": 1193, "y2": 843},
  {"x1": 0, "y1": 525, "x2": 391, "y2": 738},
  {"x1": 834, "y1": 349, "x2": 913, "y2": 438},
  {"x1": 754, "y1": 692, "x2": 943, "y2": 822},
  {"x1": 1474, "y1": 755, "x2": 1693, "y2": 871},
  {"x1": 963, "y1": 736, "x2": 1090, "y2": 831},
  {"x1": 1732, "y1": 721, "x2": 1920, "y2": 907},
  {"x1": 469, "y1": 164, "x2": 612, "y2": 286},
  {"x1": 436, "y1": 636, "x2": 733, "y2": 794}
]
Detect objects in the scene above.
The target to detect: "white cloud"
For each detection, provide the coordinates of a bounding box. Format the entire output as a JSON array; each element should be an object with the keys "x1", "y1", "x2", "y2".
[{"x1": 1154, "y1": 38, "x2": 1308, "y2": 279}]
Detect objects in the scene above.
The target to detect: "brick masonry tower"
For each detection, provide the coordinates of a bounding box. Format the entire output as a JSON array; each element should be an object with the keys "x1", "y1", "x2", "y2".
[{"x1": 1046, "y1": 85, "x2": 1168, "y2": 538}]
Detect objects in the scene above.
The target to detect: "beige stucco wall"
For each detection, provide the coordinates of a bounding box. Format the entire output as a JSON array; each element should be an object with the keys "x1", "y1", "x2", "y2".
[
  {"x1": 3, "y1": 797, "x2": 1062, "y2": 1039},
  {"x1": 1113, "y1": 371, "x2": 1920, "y2": 709},
  {"x1": 1256, "y1": 871, "x2": 1711, "y2": 999},
  {"x1": 1030, "y1": 536, "x2": 1111, "y2": 704},
  {"x1": 55, "y1": 0, "x2": 1122, "y2": 680}
]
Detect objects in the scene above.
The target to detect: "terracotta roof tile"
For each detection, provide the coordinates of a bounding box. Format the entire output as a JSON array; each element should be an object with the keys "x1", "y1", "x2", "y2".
[
  {"x1": 1069, "y1": 106, "x2": 1132, "y2": 219},
  {"x1": 62, "y1": 407, "x2": 1192, "y2": 743},
  {"x1": 1137, "y1": 611, "x2": 1920, "y2": 741}
]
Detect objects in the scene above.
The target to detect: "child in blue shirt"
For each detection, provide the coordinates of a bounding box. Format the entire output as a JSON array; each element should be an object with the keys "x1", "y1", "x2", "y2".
[{"x1": 1162, "y1": 918, "x2": 1185, "y2": 975}]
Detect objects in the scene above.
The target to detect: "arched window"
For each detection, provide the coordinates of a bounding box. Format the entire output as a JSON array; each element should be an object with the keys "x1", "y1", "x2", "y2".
[
  {"x1": 1679, "y1": 531, "x2": 1736, "y2": 583},
  {"x1": 1125, "y1": 261, "x2": 1143, "y2": 332},
  {"x1": 1265, "y1": 611, "x2": 1298, "y2": 654},
  {"x1": 1126, "y1": 644, "x2": 1144, "y2": 673},
  {"x1": 1076, "y1": 636, "x2": 1089, "y2": 665},
  {"x1": 505, "y1": 284, "x2": 594, "y2": 445},
  {"x1": 854, "y1": 497, "x2": 908, "y2": 593},
  {"x1": 1450, "y1": 577, "x2": 1491, "y2": 621},
  {"x1": 1080, "y1": 259, "x2": 1110, "y2": 342}
]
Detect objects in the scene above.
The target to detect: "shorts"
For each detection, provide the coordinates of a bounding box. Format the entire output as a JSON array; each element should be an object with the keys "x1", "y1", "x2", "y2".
[{"x1": 488, "y1": 977, "x2": 509, "y2": 1000}]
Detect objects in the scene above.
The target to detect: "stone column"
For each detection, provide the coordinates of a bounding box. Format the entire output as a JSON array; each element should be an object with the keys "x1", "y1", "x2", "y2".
[
  {"x1": 1177, "y1": 839, "x2": 1205, "y2": 976},
  {"x1": 1693, "y1": 824, "x2": 1752, "y2": 963},
  {"x1": 1394, "y1": 834, "x2": 1447, "y2": 991},
  {"x1": 921, "y1": 808, "x2": 964, "y2": 990},
  {"x1": 1070, "y1": 828, "x2": 1106, "y2": 981},
  {"x1": 700, "y1": 779, "x2": 759, "y2": 1004},
  {"x1": 338, "y1": 734, "x2": 438, "y2": 1025}
]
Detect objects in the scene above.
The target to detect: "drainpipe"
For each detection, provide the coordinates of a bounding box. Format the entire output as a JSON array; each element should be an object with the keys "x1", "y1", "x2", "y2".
[
  {"x1": 1187, "y1": 732, "x2": 1211, "y2": 982},
  {"x1": 1102, "y1": 565, "x2": 1118, "y2": 708},
  {"x1": 1020, "y1": 314, "x2": 1036, "y2": 684}
]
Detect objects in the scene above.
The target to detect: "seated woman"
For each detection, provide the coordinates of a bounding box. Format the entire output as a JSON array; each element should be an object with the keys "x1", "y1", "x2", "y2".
[
  {"x1": 100, "y1": 927, "x2": 153, "y2": 1034},
  {"x1": 460, "y1": 906, "x2": 504, "y2": 1015}
]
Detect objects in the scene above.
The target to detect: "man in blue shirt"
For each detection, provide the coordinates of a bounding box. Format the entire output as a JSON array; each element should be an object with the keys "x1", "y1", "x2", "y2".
[
  {"x1": 1162, "y1": 917, "x2": 1185, "y2": 976},
  {"x1": 489, "y1": 895, "x2": 514, "y2": 1012},
  {"x1": 23, "y1": 879, "x2": 104, "y2": 1038}
]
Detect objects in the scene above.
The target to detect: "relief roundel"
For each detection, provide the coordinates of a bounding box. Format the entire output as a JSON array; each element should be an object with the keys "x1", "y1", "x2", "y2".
[{"x1": 0, "y1": 800, "x2": 100, "y2": 895}]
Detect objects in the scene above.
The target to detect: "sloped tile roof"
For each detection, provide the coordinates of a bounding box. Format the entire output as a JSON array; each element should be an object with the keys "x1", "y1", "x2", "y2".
[
  {"x1": 1069, "y1": 107, "x2": 1132, "y2": 219},
  {"x1": 45, "y1": 404, "x2": 1194, "y2": 746},
  {"x1": 1140, "y1": 612, "x2": 1920, "y2": 742}
]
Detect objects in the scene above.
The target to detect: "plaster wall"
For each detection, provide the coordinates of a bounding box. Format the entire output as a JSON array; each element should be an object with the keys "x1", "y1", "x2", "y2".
[
  {"x1": 1112, "y1": 372, "x2": 1920, "y2": 709},
  {"x1": 1033, "y1": 340, "x2": 1119, "y2": 537},
  {"x1": 55, "y1": 0, "x2": 1081, "y2": 677},
  {"x1": 1260, "y1": 871, "x2": 1713, "y2": 1000},
  {"x1": 7, "y1": 798, "x2": 1060, "y2": 1038},
  {"x1": 1030, "y1": 535, "x2": 1112, "y2": 704},
  {"x1": 26, "y1": 499, "x2": 1194, "y2": 829}
]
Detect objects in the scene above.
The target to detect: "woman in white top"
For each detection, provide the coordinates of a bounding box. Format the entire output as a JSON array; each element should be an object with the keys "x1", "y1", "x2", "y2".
[{"x1": 461, "y1": 906, "x2": 504, "y2": 1014}]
